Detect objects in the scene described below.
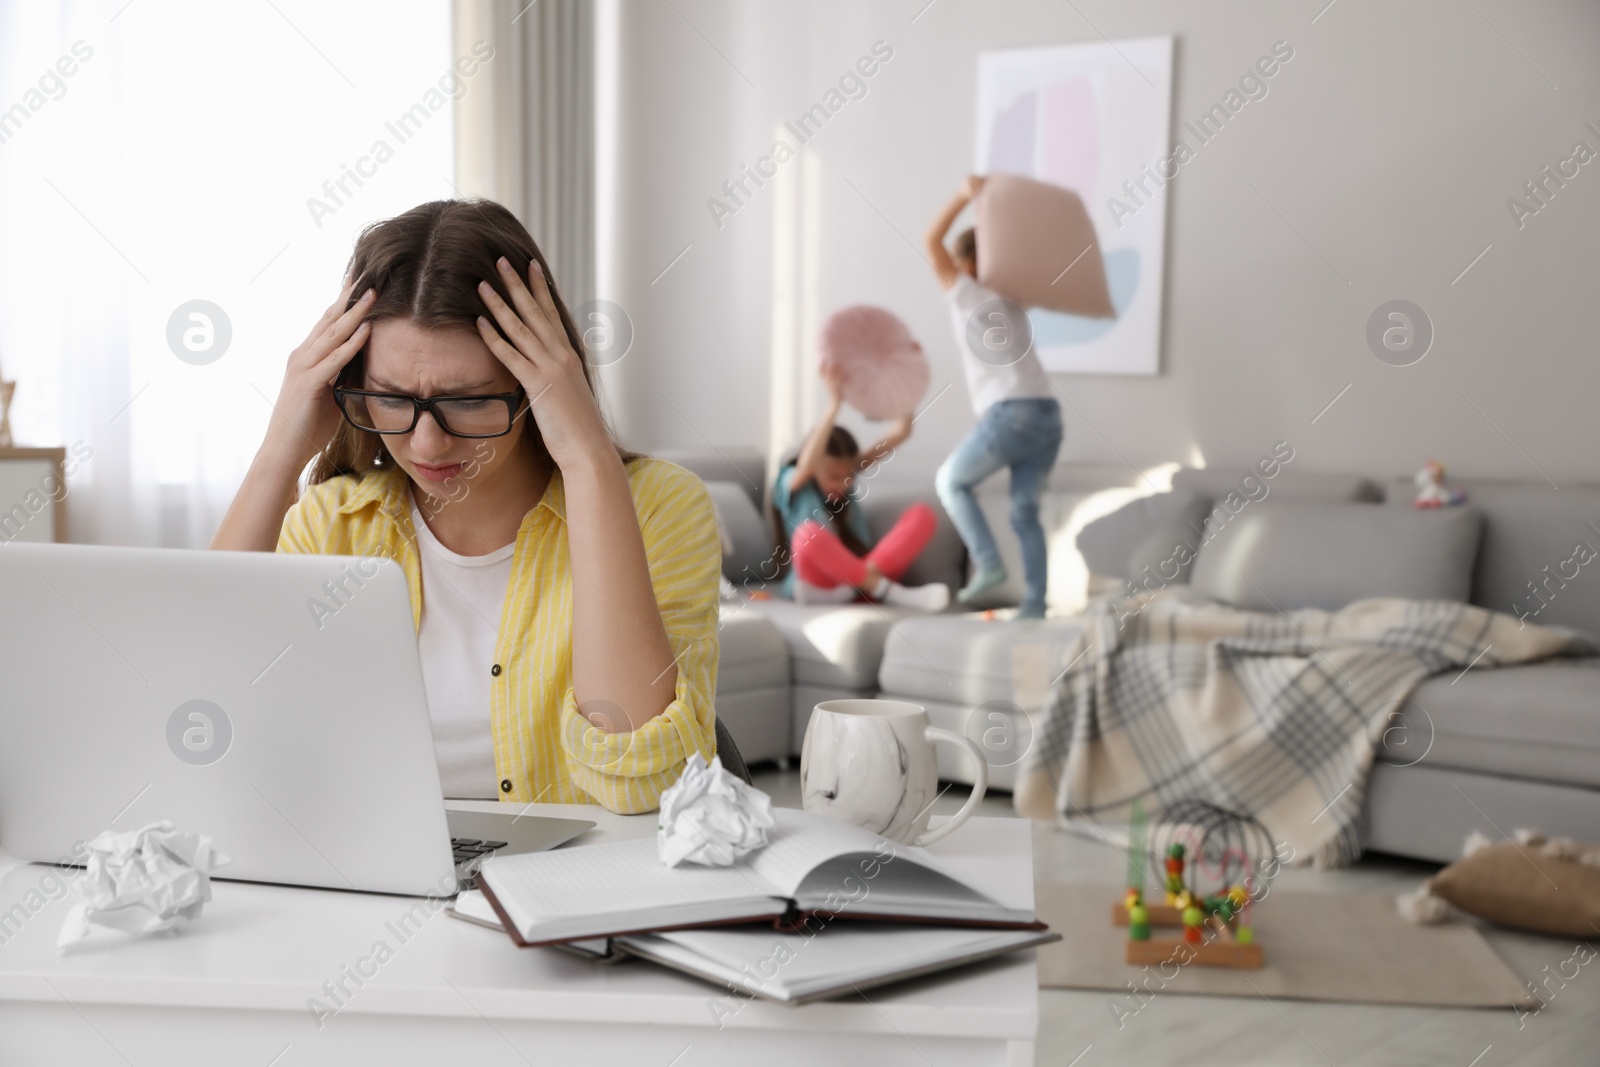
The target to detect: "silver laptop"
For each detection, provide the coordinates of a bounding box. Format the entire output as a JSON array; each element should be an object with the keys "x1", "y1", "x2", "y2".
[{"x1": 0, "y1": 542, "x2": 593, "y2": 896}]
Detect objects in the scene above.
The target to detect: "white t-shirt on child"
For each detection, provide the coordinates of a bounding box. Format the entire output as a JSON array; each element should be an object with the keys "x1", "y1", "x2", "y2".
[
  {"x1": 945, "y1": 273, "x2": 1053, "y2": 417},
  {"x1": 411, "y1": 501, "x2": 514, "y2": 800}
]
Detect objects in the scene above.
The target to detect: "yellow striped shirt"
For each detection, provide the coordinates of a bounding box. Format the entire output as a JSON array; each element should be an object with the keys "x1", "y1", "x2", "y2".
[{"x1": 277, "y1": 456, "x2": 721, "y2": 814}]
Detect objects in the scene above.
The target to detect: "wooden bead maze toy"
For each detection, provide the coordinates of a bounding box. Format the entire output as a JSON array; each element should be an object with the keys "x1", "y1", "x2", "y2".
[{"x1": 1113, "y1": 799, "x2": 1272, "y2": 969}]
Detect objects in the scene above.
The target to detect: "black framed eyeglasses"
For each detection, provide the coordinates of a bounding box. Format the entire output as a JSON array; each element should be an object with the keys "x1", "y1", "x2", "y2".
[{"x1": 333, "y1": 385, "x2": 529, "y2": 438}]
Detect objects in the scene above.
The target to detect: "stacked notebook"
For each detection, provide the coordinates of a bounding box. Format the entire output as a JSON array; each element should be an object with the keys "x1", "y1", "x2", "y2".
[{"x1": 452, "y1": 807, "x2": 1057, "y2": 1004}]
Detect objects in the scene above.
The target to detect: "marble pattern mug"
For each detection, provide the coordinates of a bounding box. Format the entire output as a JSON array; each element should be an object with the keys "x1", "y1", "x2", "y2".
[{"x1": 800, "y1": 699, "x2": 988, "y2": 845}]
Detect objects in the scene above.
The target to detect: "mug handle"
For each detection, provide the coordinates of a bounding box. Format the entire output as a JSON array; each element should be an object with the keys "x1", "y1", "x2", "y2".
[{"x1": 913, "y1": 727, "x2": 989, "y2": 846}]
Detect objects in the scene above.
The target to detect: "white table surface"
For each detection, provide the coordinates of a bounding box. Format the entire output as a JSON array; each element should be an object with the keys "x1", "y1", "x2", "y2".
[{"x1": 0, "y1": 805, "x2": 1039, "y2": 1066}]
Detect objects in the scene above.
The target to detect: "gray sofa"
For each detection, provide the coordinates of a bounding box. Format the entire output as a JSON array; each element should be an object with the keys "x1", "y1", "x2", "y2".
[
  {"x1": 1365, "y1": 479, "x2": 1600, "y2": 861},
  {"x1": 665, "y1": 449, "x2": 1600, "y2": 864}
]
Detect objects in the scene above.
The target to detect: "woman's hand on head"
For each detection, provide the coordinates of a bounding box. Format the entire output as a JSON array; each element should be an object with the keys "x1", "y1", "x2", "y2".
[
  {"x1": 264, "y1": 276, "x2": 374, "y2": 471},
  {"x1": 475, "y1": 257, "x2": 613, "y2": 475}
]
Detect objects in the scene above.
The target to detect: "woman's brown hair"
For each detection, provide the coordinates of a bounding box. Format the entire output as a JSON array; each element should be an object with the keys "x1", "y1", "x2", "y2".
[{"x1": 309, "y1": 197, "x2": 628, "y2": 484}]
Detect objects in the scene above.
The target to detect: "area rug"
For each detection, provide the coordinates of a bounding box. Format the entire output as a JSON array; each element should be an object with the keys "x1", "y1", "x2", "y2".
[{"x1": 1036, "y1": 883, "x2": 1536, "y2": 1009}]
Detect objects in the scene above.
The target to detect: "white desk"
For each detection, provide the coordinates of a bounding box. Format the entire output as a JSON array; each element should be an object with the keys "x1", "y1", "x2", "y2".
[{"x1": 0, "y1": 806, "x2": 1038, "y2": 1066}]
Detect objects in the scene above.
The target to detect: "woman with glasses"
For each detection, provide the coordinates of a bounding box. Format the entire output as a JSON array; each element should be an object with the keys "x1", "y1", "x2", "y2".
[{"x1": 212, "y1": 199, "x2": 720, "y2": 815}]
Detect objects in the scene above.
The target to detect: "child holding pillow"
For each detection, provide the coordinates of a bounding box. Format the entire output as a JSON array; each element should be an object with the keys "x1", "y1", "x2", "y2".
[
  {"x1": 770, "y1": 362, "x2": 950, "y2": 612},
  {"x1": 925, "y1": 174, "x2": 1063, "y2": 620}
]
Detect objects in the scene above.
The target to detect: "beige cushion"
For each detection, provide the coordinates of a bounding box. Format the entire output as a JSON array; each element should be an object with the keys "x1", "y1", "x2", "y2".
[
  {"x1": 976, "y1": 173, "x2": 1114, "y2": 318},
  {"x1": 1430, "y1": 841, "x2": 1600, "y2": 937}
]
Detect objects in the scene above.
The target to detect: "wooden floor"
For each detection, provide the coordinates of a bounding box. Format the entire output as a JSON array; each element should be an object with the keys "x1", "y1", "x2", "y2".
[{"x1": 750, "y1": 766, "x2": 1600, "y2": 1067}]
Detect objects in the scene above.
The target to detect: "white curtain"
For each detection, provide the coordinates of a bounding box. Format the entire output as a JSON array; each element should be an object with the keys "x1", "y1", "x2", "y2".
[
  {"x1": 0, "y1": 0, "x2": 455, "y2": 547},
  {"x1": 453, "y1": 0, "x2": 595, "y2": 307}
]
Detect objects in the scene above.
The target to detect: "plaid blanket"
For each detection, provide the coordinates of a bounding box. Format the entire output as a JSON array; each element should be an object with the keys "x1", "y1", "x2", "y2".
[{"x1": 1013, "y1": 590, "x2": 1595, "y2": 866}]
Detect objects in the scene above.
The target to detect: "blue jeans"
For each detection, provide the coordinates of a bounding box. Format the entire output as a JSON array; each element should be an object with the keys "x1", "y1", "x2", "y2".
[{"x1": 935, "y1": 398, "x2": 1064, "y2": 612}]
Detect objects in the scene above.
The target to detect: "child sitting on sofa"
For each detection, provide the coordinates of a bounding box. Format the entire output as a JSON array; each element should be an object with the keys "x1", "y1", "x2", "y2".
[
  {"x1": 925, "y1": 173, "x2": 1064, "y2": 620},
  {"x1": 770, "y1": 362, "x2": 950, "y2": 611}
]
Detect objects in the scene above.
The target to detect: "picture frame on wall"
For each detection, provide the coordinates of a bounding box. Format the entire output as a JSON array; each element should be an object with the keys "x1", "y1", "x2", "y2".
[{"x1": 976, "y1": 36, "x2": 1174, "y2": 376}]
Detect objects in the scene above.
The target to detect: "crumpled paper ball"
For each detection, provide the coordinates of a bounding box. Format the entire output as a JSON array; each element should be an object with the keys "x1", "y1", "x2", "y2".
[
  {"x1": 57, "y1": 821, "x2": 229, "y2": 949},
  {"x1": 657, "y1": 753, "x2": 776, "y2": 868}
]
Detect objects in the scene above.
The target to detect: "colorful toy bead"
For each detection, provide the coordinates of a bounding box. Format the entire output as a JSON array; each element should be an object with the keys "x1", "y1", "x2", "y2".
[
  {"x1": 1129, "y1": 922, "x2": 1151, "y2": 941},
  {"x1": 1128, "y1": 905, "x2": 1149, "y2": 926},
  {"x1": 1227, "y1": 885, "x2": 1248, "y2": 908},
  {"x1": 1236, "y1": 926, "x2": 1254, "y2": 946},
  {"x1": 1183, "y1": 923, "x2": 1203, "y2": 944},
  {"x1": 1168, "y1": 844, "x2": 1185, "y2": 859}
]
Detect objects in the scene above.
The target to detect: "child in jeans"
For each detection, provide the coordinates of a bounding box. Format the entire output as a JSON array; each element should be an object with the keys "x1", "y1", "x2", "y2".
[
  {"x1": 770, "y1": 362, "x2": 950, "y2": 612},
  {"x1": 925, "y1": 174, "x2": 1063, "y2": 620}
]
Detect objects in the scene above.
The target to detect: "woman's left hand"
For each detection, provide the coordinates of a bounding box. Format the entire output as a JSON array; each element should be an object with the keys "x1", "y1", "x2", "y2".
[{"x1": 475, "y1": 257, "x2": 613, "y2": 474}]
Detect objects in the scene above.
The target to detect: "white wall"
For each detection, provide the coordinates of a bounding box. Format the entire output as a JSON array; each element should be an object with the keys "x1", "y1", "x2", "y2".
[{"x1": 598, "y1": 0, "x2": 1600, "y2": 486}]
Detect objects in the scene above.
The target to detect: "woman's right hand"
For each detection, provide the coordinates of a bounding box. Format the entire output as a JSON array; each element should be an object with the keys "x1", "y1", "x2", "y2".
[{"x1": 262, "y1": 278, "x2": 375, "y2": 471}]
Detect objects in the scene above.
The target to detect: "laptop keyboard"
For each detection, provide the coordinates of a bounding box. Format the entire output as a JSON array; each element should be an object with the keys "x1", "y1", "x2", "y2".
[{"x1": 452, "y1": 837, "x2": 508, "y2": 865}]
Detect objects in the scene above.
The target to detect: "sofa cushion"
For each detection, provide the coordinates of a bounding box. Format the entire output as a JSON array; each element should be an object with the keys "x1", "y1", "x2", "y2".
[
  {"x1": 918, "y1": 697, "x2": 1025, "y2": 792},
  {"x1": 1386, "y1": 477, "x2": 1600, "y2": 637},
  {"x1": 958, "y1": 482, "x2": 1158, "y2": 613},
  {"x1": 714, "y1": 606, "x2": 791, "y2": 692},
  {"x1": 704, "y1": 480, "x2": 774, "y2": 585},
  {"x1": 1172, "y1": 466, "x2": 1381, "y2": 504},
  {"x1": 1378, "y1": 660, "x2": 1600, "y2": 787},
  {"x1": 1190, "y1": 503, "x2": 1483, "y2": 612},
  {"x1": 716, "y1": 684, "x2": 791, "y2": 766},
  {"x1": 736, "y1": 599, "x2": 905, "y2": 689},
  {"x1": 878, "y1": 613, "x2": 1086, "y2": 707},
  {"x1": 1364, "y1": 760, "x2": 1600, "y2": 864},
  {"x1": 1076, "y1": 490, "x2": 1211, "y2": 586},
  {"x1": 651, "y1": 448, "x2": 767, "y2": 510}
]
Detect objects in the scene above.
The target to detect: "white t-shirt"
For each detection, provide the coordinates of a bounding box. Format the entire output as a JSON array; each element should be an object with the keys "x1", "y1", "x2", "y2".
[
  {"x1": 945, "y1": 274, "x2": 1052, "y2": 417},
  {"x1": 410, "y1": 501, "x2": 516, "y2": 800}
]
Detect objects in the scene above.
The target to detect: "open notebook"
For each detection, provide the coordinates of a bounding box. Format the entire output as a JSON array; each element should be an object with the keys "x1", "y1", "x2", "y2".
[
  {"x1": 451, "y1": 890, "x2": 1057, "y2": 1004},
  {"x1": 474, "y1": 807, "x2": 1044, "y2": 947}
]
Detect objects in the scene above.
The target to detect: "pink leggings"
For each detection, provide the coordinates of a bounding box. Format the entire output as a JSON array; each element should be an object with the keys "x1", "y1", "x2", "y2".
[{"x1": 792, "y1": 503, "x2": 937, "y2": 590}]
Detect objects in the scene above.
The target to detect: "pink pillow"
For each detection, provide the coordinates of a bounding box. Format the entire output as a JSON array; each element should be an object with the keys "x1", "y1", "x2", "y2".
[
  {"x1": 818, "y1": 305, "x2": 929, "y2": 420},
  {"x1": 976, "y1": 173, "x2": 1115, "y2": 318}
]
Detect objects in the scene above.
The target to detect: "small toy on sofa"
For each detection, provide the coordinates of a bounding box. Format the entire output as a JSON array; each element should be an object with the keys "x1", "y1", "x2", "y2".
[{"x1": 1413, "y1": 460, "x2": 1465, "y2": 508}]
